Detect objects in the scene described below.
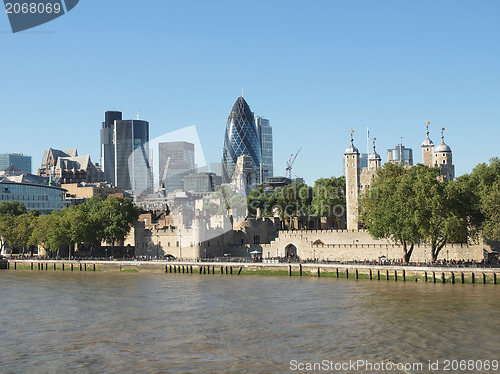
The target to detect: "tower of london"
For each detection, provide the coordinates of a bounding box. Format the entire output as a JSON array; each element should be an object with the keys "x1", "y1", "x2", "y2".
[{"x1": 345, "y1": 123, "x2": 454, "y2": 230}]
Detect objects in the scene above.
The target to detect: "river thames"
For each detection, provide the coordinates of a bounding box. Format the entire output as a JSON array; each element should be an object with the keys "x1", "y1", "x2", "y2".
[{"x1": 0, "y1": 272, "x2": 499, "y2": 373}]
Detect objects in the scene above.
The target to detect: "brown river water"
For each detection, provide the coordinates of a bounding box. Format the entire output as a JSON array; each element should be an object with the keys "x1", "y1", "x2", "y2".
[{"x1": 0, "y1": 272, "x2": 499, "y2": 373}]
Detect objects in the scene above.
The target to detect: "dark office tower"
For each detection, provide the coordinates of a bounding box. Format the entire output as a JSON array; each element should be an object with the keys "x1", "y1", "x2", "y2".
[
  {"x1": 255, "y1": 116, "x2": 273, "y2": 182},
  {"x1": 100, "y1": 111, "x2": 122, "y2": 184},
  {"x1": 222, "y1": 97, "x2": 261, "y2": 183},
  {"x1": 114, "y1": 119, "x2": 151, "y2": 193},
  {"x1": 158, "y1": 141, "x2": 195, "y2": 192}
]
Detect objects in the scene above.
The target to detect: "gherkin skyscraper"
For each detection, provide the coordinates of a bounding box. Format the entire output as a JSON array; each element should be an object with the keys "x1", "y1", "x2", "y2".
[{"x1": 222, "y1": 97, "x2": 261, "y2": 183}]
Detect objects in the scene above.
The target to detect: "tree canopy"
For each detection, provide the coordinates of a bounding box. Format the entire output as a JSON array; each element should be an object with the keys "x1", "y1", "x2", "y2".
[
  {"x1": 1, "y1": 196, "x2": 139, "y2": 257},
  {"x1": 360, "y1": 163, "x2": 475, "y2": 262}
]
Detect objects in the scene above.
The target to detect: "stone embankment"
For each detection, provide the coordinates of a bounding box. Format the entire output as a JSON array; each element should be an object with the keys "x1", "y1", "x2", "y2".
[{"x1": 3, "y1": 259, "x2": 500, "y2": 285}]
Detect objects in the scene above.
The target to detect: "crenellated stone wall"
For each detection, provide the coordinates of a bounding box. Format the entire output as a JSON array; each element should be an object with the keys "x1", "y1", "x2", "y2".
[{"x1": 261, "y1": 229, "x2": 487, "y2": 262}]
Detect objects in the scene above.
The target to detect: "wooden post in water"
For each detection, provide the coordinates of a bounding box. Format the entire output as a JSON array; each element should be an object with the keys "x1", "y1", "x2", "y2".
[
  {"x1": 355, "y1": 269, "x2": 358, "y2": 279},
  {"x1": 71, "y1": 263, "x2": 74, "y2": 271},
  {"x1": 394, "y1": 270, "x2": 397, "y2": 282},
  {"x1": 346, "y1": 269, "x2": 349, "y2": 279},
  {"x1": 494, "y1": 273, "x2": 497, "y2": 285},
  {"x1": 441, "y1": 272, "x2": 445, "y2": 283},
  {"x1": 483, "y1": 273, "x2": 486, "y2": 284},
  {"x1": 230, "y1": 266, "x2": 233, "y2": 275},
  {"x1": 472, "y1": 272, "x2": 475, "y2": 284},
  {"x1": 221, "y1": 266, "x2": 223, "y2": 274},
  {"x1": 377, "y1": 270, "x2": 380, "y2": 280},
  {"x1": 182, "y1": 266, "x2": 185, "y2": 274},
  {"x1": 425, "y1": 272, "x2": 428, "y2": 282},
  {"x1": 165, "y1": 265, "x2": 168, "y2": 273},
  {"x1": 238, "y1": 267, "x2": 243, "y2": 275},
  {"x1": 79, "y1": 263, "x2": 82, "y2": 271},
  {"x1": 299, "y1": 264, "x2": 302, "y2": 277},
  {"x1": 190, "y1": 265, "x2": 193, "y2": 273},
  {"x1": 288, "y1": 265, "x2": 292, "y2": 276},
  {"x1": 461, "y1": 272, "x2": 465, "y2": 284},
  {"x1": 386, "y1": 270, "x2": 389, "y2": 281},
  {"x1": 336, "y1": 268, "x2": 339, "y2": 278},
  {"x1": 317, "y1": 267, "x2": 320, "y2": 277},
  {"x1": 199, "y1": 266, "x2": 202, "y2": 274},
  {"x1": 84, "y1": 263, "x2": 87, "y2": 271},
  {"x1": 62, "y1": 263, "x2": 64, "y2": 271},
  {"x1": 402, "y1": 270, "x2": 406, "y2": 282},
  {"x1": 93, "y1": 264, "x2": 96, "y2": 271},
  {"x1": 14, "y1": 262, "x2": 17, "y2": 270},
  {"x1": 203, "y1": 266, "x2": 206, "y2": 274},
  {"x1": 369, "y1": 269, "x2": 372, "y2": 280},
  {"x1": 451, "y1": 272, "x2": 455, "y2": 284},
  {"x1": 432, "y1": 271, "x2": 436, "y2": 283},
  {"x1": 174, "y1": 266, "x2": 177, "y2": 273}
]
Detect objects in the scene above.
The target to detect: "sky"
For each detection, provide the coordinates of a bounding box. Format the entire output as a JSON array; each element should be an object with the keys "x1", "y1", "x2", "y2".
[{"x1": 1, "y1": 0, "x2": 499, "y2": 184}]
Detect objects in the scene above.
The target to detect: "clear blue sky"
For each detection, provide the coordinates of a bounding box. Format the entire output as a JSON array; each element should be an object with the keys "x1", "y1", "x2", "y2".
[{"x1": 1, "y1": 0, "x2": 499, "y2": 184}]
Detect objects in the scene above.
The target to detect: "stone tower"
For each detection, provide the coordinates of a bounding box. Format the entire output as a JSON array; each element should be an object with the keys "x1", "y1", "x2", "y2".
[
  {"x1": 421, "y1": 121, "x2": 434, "y2": 167},
  {"x1": 434, "y1": 128, "x2": 454, "y2": 181},
  {"x1": 345, "y1": 134, "x2": 360, "y2": 231}
]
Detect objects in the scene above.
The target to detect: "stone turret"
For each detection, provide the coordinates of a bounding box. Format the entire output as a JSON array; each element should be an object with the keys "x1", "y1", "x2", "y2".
[
  {"x1": 434, "y1": 127, "x2": 454, "y2": 181},
  {"x1": 421, "y1": 121, "x2": 434, "y2": 167},
  {"x1": 344, "y1": 134, "x2": 360, "y2": 231}
]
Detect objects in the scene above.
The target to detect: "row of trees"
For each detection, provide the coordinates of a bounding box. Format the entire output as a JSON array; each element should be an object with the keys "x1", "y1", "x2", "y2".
[
  {"x1": 246, "y1": 176, "x2": 346, "y2": 228},
  {"x1": 360, "y1": 158, "x2": 500, "y2": 262},
  {"x1": 0, "y1": 196, "x2": 139, "y2": 257}
]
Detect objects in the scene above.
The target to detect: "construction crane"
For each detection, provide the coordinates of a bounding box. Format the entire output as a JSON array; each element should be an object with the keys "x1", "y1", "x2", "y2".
[
  {"x1": 285, "y1": 148, "x2": 301, "y2": 180},
  {"x1": 159, "y1": 157, "x2": 171, "y2": 197}
]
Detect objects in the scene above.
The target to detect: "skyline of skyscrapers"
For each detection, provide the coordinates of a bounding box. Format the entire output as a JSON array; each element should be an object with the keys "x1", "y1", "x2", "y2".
[{"x1": 222, "y1": 97, "x2": 262, "y2": 184}]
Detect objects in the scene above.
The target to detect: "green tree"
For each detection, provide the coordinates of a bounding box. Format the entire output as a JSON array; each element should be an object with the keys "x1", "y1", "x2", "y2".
[
  {"x1": 101, "y1": 196, "x2": 139, "y2": 252},
  {"x1": 482, "y1": 180, "x2": 500, "y2": 240},
  {"x1": 311, "y1": 176, "x2": 346, "y2": 227},
  {"x1": 0, "y1": 201, "x2": 28, "y2": 254},
  {"x1": 411, "y1": 165, "x2": 472, "y2": 262},
  {"x1": 361, "y1": 163, "x2": 475, "y2": 262},
  {"x1": 467, "y1": 158, "x2": 500, "y2": 240},
  {"x1": 274, "y1": 182, "x2": 313, "y2": 228},
  {"x1": 247, "y1": 187, "x2": 277, "y2": 217},
  {"x1": 11, "y1": 210, "x2": 39, "y2": 255},
  {"x1": 360, "y1": 163, "x2": 419, "y2": 262},
  {"x1": 31, "y1": 211, "x2": 71, "y2": 257}
]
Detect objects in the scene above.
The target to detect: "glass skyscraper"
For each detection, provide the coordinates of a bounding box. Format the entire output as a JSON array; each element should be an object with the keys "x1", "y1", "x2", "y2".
[
  {"x1": 100, "y1": 111, "x2": 152, "y2": 194},
  {"x1": 222, "y1": 97, "x2": 261, "y2": 183},
  {"x1": 115, "y1": 119, "x2": 151, "y2": 194},
  {"x1": 255, "y1": 116, "x2": 273, "y2": 182},
  {"x1": 100, "y1": 111, "x2": 122, "y2": 184}
]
